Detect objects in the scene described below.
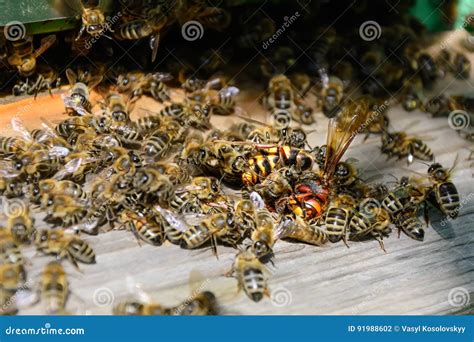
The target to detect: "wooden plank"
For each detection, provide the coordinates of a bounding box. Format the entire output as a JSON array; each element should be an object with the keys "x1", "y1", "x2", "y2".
[{"x1": 0, "y1": 74, "x2": 473, "y2": 316}]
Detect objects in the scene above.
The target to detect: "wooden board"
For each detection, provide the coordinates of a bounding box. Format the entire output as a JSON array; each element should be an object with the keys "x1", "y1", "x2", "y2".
[{"x1": 0, "y1": 69, "x2": 473, "y2": 316}]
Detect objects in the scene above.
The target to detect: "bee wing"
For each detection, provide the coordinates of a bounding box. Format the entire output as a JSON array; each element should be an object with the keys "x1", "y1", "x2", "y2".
[
  {"x1": 52, "y1": 158, "x2": 82, "y2": 180},
  {"x1": 12, "y1": 288, "x2": 40, "y2": 309},
  {"x1": 126, "y1": 276, "x2": 153, "y2": 303},
  {"x1": 153, "y1": 206, "x2": 189, "y2": 232},
  {"x1": 33, "y1": 34, "x2": 56, "y2": 58},
  {"x1": 149, "y1": 33, "x2": 160, "y2": 63},
  {"x1": 324, "y1": 99, "x2": 370, "y2": 179},
  {"x1": 49, "y1": 146, "x2": 71, "y2": 157},
  {"x1": 218, "y1": 86, "x2": 240, "y2": 98},
  {"x1": 249, "y1": 191, "x2": 265, "y2": 210},
  {"x1": 152, "y1": 72, "x2": 173, "y2": 82},
  {"x1": 0, "y1": 160, "x2": 21, "y2": 178},
  {"x1": 11, "y1": 116, "x2": 32, "y2": 141},
  {"x1": 66, "y1": 68, "x2": 77, "y2": 86},
  {"x1": 175, "y1": 185, "x2": 202, "y2": 193},
  {"x1": 61, "y1": 94, "x2": 90, "y2": 116}
]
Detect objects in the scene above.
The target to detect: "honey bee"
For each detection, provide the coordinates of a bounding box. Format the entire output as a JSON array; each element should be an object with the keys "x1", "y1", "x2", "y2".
[
  {"x1": 7, "y1": 35, "x2": 56, "y2": 77},
  {"x1": 0, "y1": 263, "x2": 26, "y2": 292},
  {"x1": 394, "y1": 206, "x2": 425, "y2": 241},
  {"x1": 254, "y1": 167, "x2": 293, "y2": 203},
  {"x1": 349, "y1": 204, "x2": 391, "y2": 252},
  {"x1": 452, "y1": 53, "x2": 471, "y2": 79},
  {"x1": 34, "y1": 229, "x2": 96, "y2": 269},
  {"x1": 63, "y1": 68, "x2": 102, "y2": 116},
  {"x1": 0, "y1": 230, "x2": 24, "y2": 265},
  {"x1": 75, "y1": 0, "x2": 107, "y2": 40},
  {"x1": 12, "y1": 64, "x2": 61, "y2": 97},
  {"x1": 319, "y1": 76, "x2": 344, "y2": 118},
  {"x1": 116, "y1": 71, "x2": 173, "y2": 103},
  {"x1": 250, "y1": 208, "x2": 279, "y2": 262},
  {"x1": 381, "y1": 130, "x2": 433, "y2": 165},
  {"x1": 324, "y1": 193, "x2": 356, "y2": 245},
  {"x1": 104, "y1": 92, "x2": 131, "y2": 123},
  {"x1": 119, "y1": 209, "x2": 165, "y2": 246},
  {"x1": 180, "y1": 213, "x2": 233, "y2": 255},
  {"x1": 6, "y1": 206, "x2": 35, "y2": 244},
  {"x1": 401, "y1": 77, "x2": 423, "y2": 112},
  {"x1": 133, "y1": 167, "x2": 174, "y2": 205},
  {"x1": 427, "y1": 161, "x2": 460, "y2": 218},
  {"x1": 0, "y1": 137, "x2": 27, "y2": 157},
  {"x1": 262, "y1": 74, "x2": 296, "y2": 129},
  {"x1": 229, "y1": 250, "x2": 269, "y2": 302},
  {"x1": 40, "y1": 261, "x2": 69, "y2": 314}
]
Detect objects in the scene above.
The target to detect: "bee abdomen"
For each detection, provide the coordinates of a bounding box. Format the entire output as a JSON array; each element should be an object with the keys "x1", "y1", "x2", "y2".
[
  {"x1": 181, "y1": 226, "x2": 209, "y2": 249},
  {"x1": 437, "y1": 182, "x2": 460, "y2": 217},
  {"x1": 325, "y1": 207, "x2": 350, "y2": 242},
  {"x1": 242, "y1": 268, "x2": 266, "y2": 302},
  {"x1": 67, "y1": 239, "x2": 96, "y2": 264}
]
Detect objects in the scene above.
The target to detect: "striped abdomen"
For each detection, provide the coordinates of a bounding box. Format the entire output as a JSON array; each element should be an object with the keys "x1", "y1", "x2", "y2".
[
  {"x1": 67, "y1": 239, "x2": 95, "y2": 264},
  {"x1": 325, "y1": 207, "x2": 351, "y2": 242},
  {"x1": 117, "y1": 20, "x2": 153, "y2": 40},
  {"x1": 396, "y1": 212, "x2": 424, "y2": 241},
  {"x1": 181, "y1": 225, "x2": 210, "y2": 249},
  {"x1": 436, "y1": 182, "x2": 460, "y2": 218},
  {"x1": 241, "y1": 267, "x2": 266, "y2": 302}
]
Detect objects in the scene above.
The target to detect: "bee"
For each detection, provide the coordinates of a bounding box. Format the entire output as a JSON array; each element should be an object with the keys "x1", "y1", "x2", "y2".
[
  {"x1": 381, "y1": 177, "x2": 413, "y2": 217},
  {"x1": 133, "y1": 167, "x2": 174, "y2": 205},
  {"x1": 181, "y1": 213, "x2": 232, "y2": 256},
  {"x1": 277, "y1": 216, "x2": 328, "y2": 246},
  {"x1": 324, "y1": 193, "x2": 356, "y2": 245},
  {"x1": 250, "y1": 208, "x2": 279, "y2": 262},
  {"x1": 381, "y1": 131, "x2": 433, "y2": 165},
  {"x1": 0, "y1": 230, "x2": 24, "y2": 265},
  {"x1": 423, "y1": 94, "x2": 460, "y2": 118},
  {"x1": 63, "y1": 68, "x2": 102, "y2": 116},
  {"x1": 6, "y1": 206, "x2": 35, "y2": 244},
  {"x1": 0, "y1": 137, "x2": 28, "y2": 157},
  {"x1": 76, "y1": 0, "x2": 107, "y2": 40},
  {"x1": 34, "y1": 229, "x2": 96, "y2": 269},
  {"x1": 254, "y1": 167, "x2": 293, "y2": 203},
  {"x1": 333, "y1": 160, "x2": 359, "y2": 188},
  {"x1": 7, "y1": 35, "x2": 56, "y2": 77},
  {"x1": 319, "y1": 76, "x2": 344, "y2": 118},
  {"x1": 152, "y1": 206, "x2": 187, "y2": 245},
  {"x1": 394, "y1": 206, "x2": 425, "y2": 241},
  {"x1": 120, "y1": 210, "x2": 165, "y2": 246},
  {"x1": 166, "y1": 290, "x2": 217, "y2": 316},
  {"x1": 230, "y1": 250, "x2": 269, "y2": 302},
  {"x1": 12, "y1": 64, "x2": 60, "y2": 97},
  {"x1": 40, "y1": 261, "x2": 69, "y2": 314},
  {"x1": 117, "y1": 71, "x2": 172, "y2": 103},
  {"x1": 349, "y1": 205, "x2": 391, "y2": 252},
  {"x1": 291, "y1": 102, "x2": 315, "y2": 125},
  {"x1": 42, "y1": 194, "x2": 89, "y2": 228},
  {"x1": 104, "y1": 92, "x2": 131, "y2": 123},
  {"x1": 401, "y1": 77, "x2": 423, "y2": 112},
  {"x1": 0, "y1": 263, "x2": 26, "y2": 292},
  {"x1": 452, "y1": 53, "x2": 471, "y2": 79},
  {"x1": 262, "y1": 74, "x2": 296, "y2": 129},
  {"x1": 232, "y1": 197, "x2": 257, "y2": 237},
  {"x1": 114, "y1": 300, "x2": 165, "y2": 315},
  {"x1": 427, "y1": 161, "x2": 460, "y2": 218}
]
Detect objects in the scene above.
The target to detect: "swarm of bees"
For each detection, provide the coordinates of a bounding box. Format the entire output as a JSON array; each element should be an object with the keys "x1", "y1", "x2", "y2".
[{"x1": 0, "y1": 0, "x2": 468, "y2": 315}]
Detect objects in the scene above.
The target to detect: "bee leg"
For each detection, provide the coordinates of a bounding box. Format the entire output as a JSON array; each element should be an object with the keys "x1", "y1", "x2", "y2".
[
  {"x1": 211, "y1": 236, "x2": 219, "y2": 260},
  {"x1": 423, "y1": 203, "x2": 430, "y2": 227},
  {"x1": 342, "y1": 235, "x2": 350, "y2": 248},
  {"x1": 263, "y1": 287, "x2": 271, "y2": 298},
  {"x1": 377, "y1": 238, "x2": 387, "y2": 253}
]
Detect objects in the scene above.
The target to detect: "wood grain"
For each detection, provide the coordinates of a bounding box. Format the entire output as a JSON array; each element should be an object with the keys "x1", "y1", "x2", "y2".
[{"x1": 0, "y1": 65, "x2": 473, "y2": 316}]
